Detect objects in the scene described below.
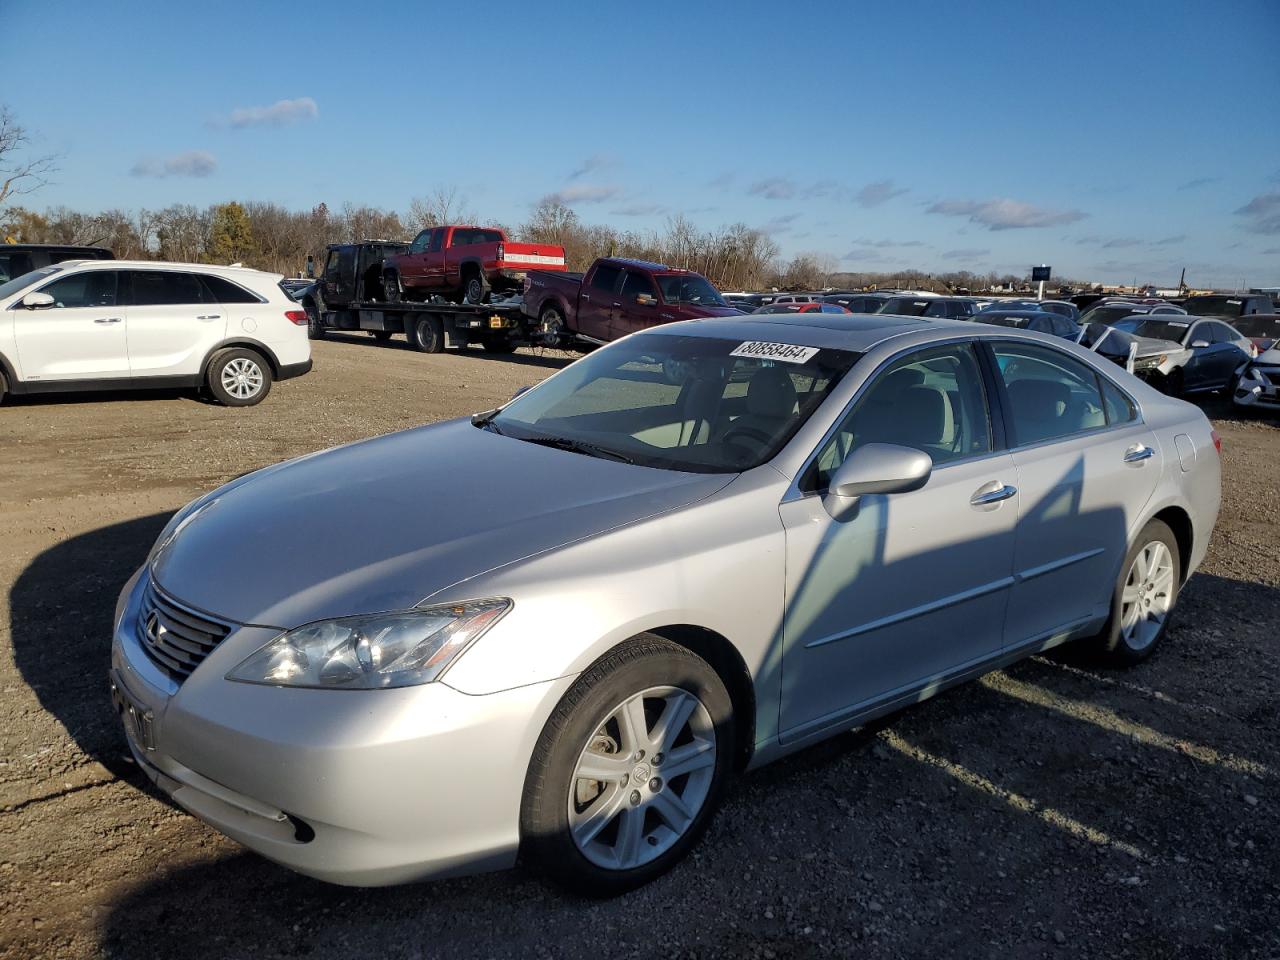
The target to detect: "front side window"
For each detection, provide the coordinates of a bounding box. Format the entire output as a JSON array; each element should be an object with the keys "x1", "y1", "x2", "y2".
[
  {"x1": 0, "y1": 251, "x2": 34, "y2": 283},
  {"x1": 489, "y1": 333, "x2": 859, "y2": 473},
  {"x1": 992, "y1": 342, "x2": 1107, "y2": 446},
  {"x1": 323, "y1": 251, "x2": 342, "y2": 280},
  {"x1": 620, "y1": 270, "x2": 657, "y2": 300},
  {"x1": 38, "y1": 270, "x2": 118, "y2": 308},
  {"x1": 656, "y1": 274, "x2": 727, "y2": 306},
  {"x1": 807, "y1": 343, "x2": 992, "y2": 490},
  {"x1": 428, "y1": 229, "x2": 445, "y2": 253},
  {"x1": 409, "y1": 231, "x2": 432, "y2": 254},
  {"x1": 128, "y1": 271, "x2": 214, "y2": 306},
  {"x1": 590, "y1": 264, "x2": 623, "y2": 294}
]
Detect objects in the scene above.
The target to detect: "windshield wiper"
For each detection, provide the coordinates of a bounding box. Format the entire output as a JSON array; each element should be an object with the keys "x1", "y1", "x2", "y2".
[
  {"x1": 471, "y1": 409, "x2": 505, "y2": 435},
  {"x1": 519, "y1": 434, "x2": 636, "y2": 464}
]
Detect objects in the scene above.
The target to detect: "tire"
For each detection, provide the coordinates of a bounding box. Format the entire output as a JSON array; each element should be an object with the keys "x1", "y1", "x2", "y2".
[
  {"x1": 521, "y1": 636, "x2": 735, "y2": 897},
  {"x1": 206, "y1": 348, "x2": 272, "y2": 407},
  {"x1": 462, "y1": 269, "x2": 489, "y2": 305},
  {"x1": 539, "y1": 304, "x2": 569, "y2": 347},
  {"x1": 383, "y1": 272, "x2": 402, "y2": 303},
  {"x1": 0, "y1": 368, "x2": 6, "y2": 406},
  {"x1": 1090, "y1": 518, "x2": 1181, "y2": 666},
  {"x1": 408, "y1": 316, "x2": 444, "y2": 354},
  {"x1": 480, "y1": 335, "x2": 516, "y2": 354},
  {"x1": 1161, "y1": 369, "x2": 1184, "y2": 397},
  {"x1": 371, "y1": 330, "x2": 393, "y2": 342},
  {"x1": 304, "y1": 299, "x2": 325, "y2": 340}
]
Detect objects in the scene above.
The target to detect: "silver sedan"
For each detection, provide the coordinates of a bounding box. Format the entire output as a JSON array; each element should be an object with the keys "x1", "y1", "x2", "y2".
[{"x1": 110, "y1": 314, "x2": 1221, "y2": 894}]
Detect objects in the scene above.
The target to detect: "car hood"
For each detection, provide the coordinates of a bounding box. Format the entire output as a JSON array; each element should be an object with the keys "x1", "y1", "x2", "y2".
[
  {"x1": 1130, "y1": 335, "x2": 1188, "y2": 358},
  {"x1": 1253, "y1": 344, "x2": 1280, "y2": 364},
  {"x1": 150, "y1": 419, "x2": 732, "y2": 628}
]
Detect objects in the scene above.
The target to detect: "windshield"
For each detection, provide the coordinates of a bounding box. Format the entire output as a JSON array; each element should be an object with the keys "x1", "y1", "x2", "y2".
[
  {"x1": 487, "y1": 333, "x2": 859, "y2": 473},
  {"x1": 656, "y1": 274, "x2": 727, "y2": 307},
  {"x1": 1082, "y1": 305, "x2": 1143, "y2": 326},
  {"x1": 1078, "y1": 322, "x2": 1136, "y2": 358},
  {"x1": 1129, "y1": 319, "x2": 1192, "y2": 343},
  {"x1": 978, "y1": 313, "x2": 1032, "y2": 328},
  {"x1": 877, "y1": 297, "x2": 931, "y2": 316},
  {"x1": 0, "y1": 266, "x2": 61, "y2": 301},
  {"x1": 1182, "y1": 296, "x2": 1244, "y2": 317}
]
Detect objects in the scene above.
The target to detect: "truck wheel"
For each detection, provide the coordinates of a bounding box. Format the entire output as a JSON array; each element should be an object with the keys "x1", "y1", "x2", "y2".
[
  {"x1": 304, "y1": 300, "x2": 325, "y2": 340},
  {"x1": 383, "y1": 272, "x2": 403, "y2": 302},
  {"x1": 409, "y1": 316, "x2": 445, "y2": 354},
  {"x1": 540, "y1": 305, "x2": 568, "y2": 347},
  {"x1": 463, "y1": 269, "x2": 489, "y2": 305},
  {"x1": 206, "y1": 348, "x2": 273, "y2": 407}
]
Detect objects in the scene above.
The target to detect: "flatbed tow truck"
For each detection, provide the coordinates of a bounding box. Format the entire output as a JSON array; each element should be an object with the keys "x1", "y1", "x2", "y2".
[{"x1": 299, "y1": 241, "x2": 541, "y2": 354}]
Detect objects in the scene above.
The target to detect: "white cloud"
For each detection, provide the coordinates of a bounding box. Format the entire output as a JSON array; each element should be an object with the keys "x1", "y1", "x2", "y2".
[
  {"x1": 1235, "y1": 192, "x2": 1280, "y2": 234},
  {"x1": 611, "y1": 203, "x2": 666, "y2": 217},
  {"x1": 225, "y1": 97, "x2": 318, "y2": 129},
  {"x1": 855, "y1": 180, "x2": 908, "y2": 208},
  {"x1": 540, "y1": 184, "x2": 621, "y2": 206},
  {"x1": 130, "y1": 150, "x2": 217, "y2": 178},
  {"x1": 941, "y1": 247, "x2": 991, "y2": 260},
  {"x1": 568, "y1": 153, "x2": 619, "y2": 180},
  {"x1": 927, "y1": 197, "x2": 1088, "y2": 231},
  {"x1": 748, "y1": 177, "x2": 798, "y2": 200}
]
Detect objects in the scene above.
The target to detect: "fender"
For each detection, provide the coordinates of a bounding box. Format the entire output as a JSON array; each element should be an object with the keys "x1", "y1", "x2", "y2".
[
  {"x1": 0, "y1": 350, "x2": 18, "y2": 390},
  {"x1": 199, "y1": 337, "x2": 282, "y2": 377}
]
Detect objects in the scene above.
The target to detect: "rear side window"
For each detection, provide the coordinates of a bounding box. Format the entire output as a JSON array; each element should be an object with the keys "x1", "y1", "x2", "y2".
[
  {"x1": 201, "y1": 274, "x2": 263, "y2": 303},
  {"x1": 0, "y1": 252, "x2": 35, "y2": 282},
  {"x1": 992, "y1": 342, "x2": 1107, "y2": 445},
  {"x1": 38, "y1": 270, "x2": 119, "y2": 308},
  {"x1": 450, "y1": 228, "x2": 502, "y2": 246},
  {"x1": 128, "y1": 270, "x2": 215, "y2": 306},
  {"x1": 1100, "y1": 377, "x2": 1137, "y2": 425},
  {"x1": 590, "y1": 265, "x2": 623, "y2": 294}
]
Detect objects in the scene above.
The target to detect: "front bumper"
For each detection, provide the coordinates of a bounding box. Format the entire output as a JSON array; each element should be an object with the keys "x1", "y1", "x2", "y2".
[
  {"x1": 110, "y1": 569, "x2": 574, "y2": 886},
  {"x1": 1233, "y1": 367, "x2": 1280, "y2": 409}
]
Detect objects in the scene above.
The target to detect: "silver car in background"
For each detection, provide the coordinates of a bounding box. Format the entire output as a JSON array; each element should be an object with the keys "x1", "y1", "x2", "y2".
[{"x1": 110, "y1": 314, "x2": 1220, "y2": 894}]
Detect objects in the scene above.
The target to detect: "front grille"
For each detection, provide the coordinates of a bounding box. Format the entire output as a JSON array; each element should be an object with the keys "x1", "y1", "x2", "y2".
[
  {"x1": 137, "y1": 578, "x2": 233, "y2": 682},
  {"x1": 1257, "y1": 367, "x2": 1280, "y2": 385}
]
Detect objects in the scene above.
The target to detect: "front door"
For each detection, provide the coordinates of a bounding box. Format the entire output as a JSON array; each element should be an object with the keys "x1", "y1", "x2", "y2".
[
  {"x1": 779, "y1": 342, "x2": 1018, "y2": 740},
  {"x1": 612, "y1": 269, "x2": 661, "y2": 340},
  {"x1": 985, "y1": 340, "x2": 1159, "y2": 648},
  {"x1": 124, "y1": 270, "x2": 226, "y2": 378},
  {"x1": 13, "y1": 269, "x2": 128, "y2": 381}
]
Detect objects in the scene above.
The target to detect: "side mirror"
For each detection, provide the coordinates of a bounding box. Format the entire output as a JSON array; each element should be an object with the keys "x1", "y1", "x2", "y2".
[
  {"x1": 829, "y1": 443, "x2": 933, "y2": 499},
  {"x1": 20, "y1": 291, "x2": 55, "y2": 310},
  {"x1": 1190, "y1": 339, "x2": 1210, "y2": 349},
  {"x1": 636, "y1": 293, "x2": 657, "y2": 306}
]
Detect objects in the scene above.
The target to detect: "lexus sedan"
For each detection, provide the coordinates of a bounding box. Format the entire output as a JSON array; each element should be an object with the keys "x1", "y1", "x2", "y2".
[{"x1": 111, "y1": 314, "x2": 1220, "y2": 895}]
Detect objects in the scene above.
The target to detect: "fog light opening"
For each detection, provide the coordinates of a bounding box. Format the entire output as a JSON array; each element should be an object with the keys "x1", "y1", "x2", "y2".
[{"x1": 285, "y1": 814, "x2": 315, "y2": 844}]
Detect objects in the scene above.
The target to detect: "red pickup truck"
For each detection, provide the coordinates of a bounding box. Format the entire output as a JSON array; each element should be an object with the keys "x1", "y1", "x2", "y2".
[
  {"x1": 382, "y1": 225, "x2": 566, "y2": 304},
  {"x1": 522, "y1": 257, "x2": 742, "y2": 346}
]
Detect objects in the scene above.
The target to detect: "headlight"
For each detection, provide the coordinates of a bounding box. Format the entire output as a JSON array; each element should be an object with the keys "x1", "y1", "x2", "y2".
[{"x1": 226, "y1": 599, "x2": 511, "y2": 689}]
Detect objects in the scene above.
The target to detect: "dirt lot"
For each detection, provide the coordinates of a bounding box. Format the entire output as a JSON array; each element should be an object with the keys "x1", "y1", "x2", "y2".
[{"x1": 1, "y1": 335, "x2": 1276, "y2": 960}]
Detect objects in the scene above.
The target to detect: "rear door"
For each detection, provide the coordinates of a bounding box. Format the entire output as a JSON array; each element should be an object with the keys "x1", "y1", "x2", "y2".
[
  {"x1": 577, "y1": 263, "x2": 622, "y2": 340},
  {"x1": 12, "y1": 269, "x2": 127, "y2": 381},
  {"x1": 125, "y1": 270, "x2": 225, "y2": 378},
  {"x1": 986, "y1": 340, "x2": 1159, "y2": 649},
  {"x1": 613, "y1": 268, "x2": 661, "y2": 339}
]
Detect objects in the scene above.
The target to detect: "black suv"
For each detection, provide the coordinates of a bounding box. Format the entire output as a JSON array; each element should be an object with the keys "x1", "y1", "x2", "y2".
[
  {"x1": 1181, "y1": 294, "x2": 1274, "y2": 321},
  {"x1": 0, "y1": 244, "x2": 114, "y2": 282}
]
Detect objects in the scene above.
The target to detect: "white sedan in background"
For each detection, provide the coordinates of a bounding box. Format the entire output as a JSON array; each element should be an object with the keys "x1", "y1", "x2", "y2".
[{"x1": 0, "y1": 260, "x2": 311, "y2": 406}]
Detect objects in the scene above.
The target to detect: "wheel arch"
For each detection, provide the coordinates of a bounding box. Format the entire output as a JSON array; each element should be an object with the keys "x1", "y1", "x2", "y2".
[
  {"x1": 1151, "y1": 504, "x2": 1193, "y2": 585},
  {"x1": 643, "y1": 624, "x2": 756, "y2": 771},
  {"x1": 200, "y1": 338, "x2": 282, "y2": 378},
  {"x1": 0, "y1": 350, "x2": 16, "y2": 388}
]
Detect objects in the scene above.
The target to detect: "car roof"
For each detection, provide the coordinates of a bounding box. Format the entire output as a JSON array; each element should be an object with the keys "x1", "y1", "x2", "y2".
[
  {"x1": 49, "y1": 259, "x2": 280, "y2": 277},
  {"x1": 0, "y1": 243, "x2": 113, "y2": 254},
  {"x1": 647, "y1": 312, "x2": 970, "y2": 352},
  {"x1": 599, "y1": 257, "x2": 682, "y2": 273}
]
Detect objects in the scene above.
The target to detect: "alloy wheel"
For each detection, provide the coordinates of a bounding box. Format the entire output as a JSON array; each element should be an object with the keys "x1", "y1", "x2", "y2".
[
  {"x1": 1120, "y1": 540, "x2": 1175, "y2": 651},
  {"x1": 567, "y1": 686, "x2": 716, "y2": 871},
  {"x1": 221, "y1": 358, "x2": 264, "y2": 400}
]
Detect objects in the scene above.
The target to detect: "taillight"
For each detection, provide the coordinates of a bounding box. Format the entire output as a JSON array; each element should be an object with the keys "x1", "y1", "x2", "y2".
[
  {"x1": 285, "y1": 310, "x2": 308, "y2": 325},
  {"x1": 1211, "y1": 430, "x2": 1222, "y2": 455},
  {"x1": 496, "y1": 242, "x2": 505, "y2": 261}
]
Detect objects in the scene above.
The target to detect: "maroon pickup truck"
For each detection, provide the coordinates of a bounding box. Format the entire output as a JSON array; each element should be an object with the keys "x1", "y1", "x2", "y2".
[
  {"x1": 522, "y1": 257, "x2": 741, "y2": 346},
  {"x1": 382, "y1": 225, "x2": 566, "y2": 304}
]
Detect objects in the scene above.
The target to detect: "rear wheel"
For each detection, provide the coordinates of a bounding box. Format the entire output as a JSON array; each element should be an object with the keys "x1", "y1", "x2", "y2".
[
  {"x1": 206, "y1": 348, "x2": 272, "y2": 407},
  {"x1": 521, "y1": 636, "x2": 734, "y2": 896},
  {"x1": 539, "y1": 304, "x2": 568, "y2": 347},
  {"x1": 304, "y1": 299, "x2": 325, "y2": 340},
  {"x1": 1090, "y1": 518, "x2": 1180, "y2": 666},
  {"x1": 383, "y1": 272, "x2": 402, "y2": 303},
  {"x1": 463, "y1": 269, "x2": 489, "y2": 305},
  {"x1": 408, "y1": 316, "x2": 444, "y2": 354}
]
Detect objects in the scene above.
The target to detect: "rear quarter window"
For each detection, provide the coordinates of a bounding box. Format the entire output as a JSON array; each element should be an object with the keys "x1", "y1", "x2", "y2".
[{"x1": 201, "y1": 274, "x2": 263, "y2": 303}]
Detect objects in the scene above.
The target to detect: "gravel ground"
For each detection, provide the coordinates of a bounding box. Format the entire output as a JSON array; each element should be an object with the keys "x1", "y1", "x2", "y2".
[{"x1": 1, "y1": 335, "x2": 1276, "y2": 960}]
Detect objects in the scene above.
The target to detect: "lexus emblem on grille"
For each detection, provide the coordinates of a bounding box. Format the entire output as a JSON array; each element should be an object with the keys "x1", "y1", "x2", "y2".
[{"x1": 144, "y1": 612, "x2": 166, "y2": 646}]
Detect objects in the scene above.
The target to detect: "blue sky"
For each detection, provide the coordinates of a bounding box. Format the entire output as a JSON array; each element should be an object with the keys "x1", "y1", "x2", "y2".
[{"x1": 7, "y1": 0, "x2": 1279, "y2": 287}]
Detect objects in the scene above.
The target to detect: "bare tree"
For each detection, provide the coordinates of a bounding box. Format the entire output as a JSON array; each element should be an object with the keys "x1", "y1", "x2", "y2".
[
  {"x1": 406, "y1": 187, "x2": 475, "y2": 230},
  {"x1": 0, "y1": 106, "x2": 59, "y2": 213}
]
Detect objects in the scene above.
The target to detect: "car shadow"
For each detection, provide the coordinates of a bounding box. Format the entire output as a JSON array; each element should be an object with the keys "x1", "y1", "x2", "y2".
[
  {"x1": 320, "y1": 331, "x2": 577, "y2": 371},
  {"x1": 2, "y1": 388, "x2": 199, "y2": 406}
]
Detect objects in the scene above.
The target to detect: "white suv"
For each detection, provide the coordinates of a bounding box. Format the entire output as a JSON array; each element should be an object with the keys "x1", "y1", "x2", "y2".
[{"x1": 0, "y1": 260, "x2": 311, "y2": 407}]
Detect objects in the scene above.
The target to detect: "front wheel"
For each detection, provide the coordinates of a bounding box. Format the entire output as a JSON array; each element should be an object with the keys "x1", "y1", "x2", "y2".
[
  {"x1": 408, "y1": 316, "x2": 444, "y2": 353},
  {"x1": 521, "y1": 636, "x2": 734, "y2": 896},
  {"x1": 1090, "y1": 518, "x2": 1180, "y2": 665},
  {"x1": 206, "y1": 348, "x2": 272, "y2": 407}
]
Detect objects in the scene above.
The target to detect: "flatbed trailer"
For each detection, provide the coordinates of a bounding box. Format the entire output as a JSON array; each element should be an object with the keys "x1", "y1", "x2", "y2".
[{"x1": 318, "y1": 298, "x2": 534, "y2": 354}]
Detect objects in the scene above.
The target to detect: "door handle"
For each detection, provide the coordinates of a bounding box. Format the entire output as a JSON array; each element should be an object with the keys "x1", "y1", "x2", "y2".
[
  {"x1": 970, "y1": 481, "x2": 1017, "y2": 506},
  {"x1": 196, "y1": 314, "x2": 222, "y2": 321},
  {"x1": 1123, "y1": 443, "x2": 1154, "y2": 464},
  {"x1": 582, "y1": 295, "x2": 591, "y2": 302},
  {"x1": 93, "y1": 317, "x2": 123, "y2": 324}
]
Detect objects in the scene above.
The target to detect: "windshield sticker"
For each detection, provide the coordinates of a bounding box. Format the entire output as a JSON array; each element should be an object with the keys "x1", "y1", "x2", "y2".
[
  {"x1": 730, "y1": 341, "x2": 820, "y2": 363},
  {"x1": 1166, "y1": 321, "x2": 1189, "y2": 327}
]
